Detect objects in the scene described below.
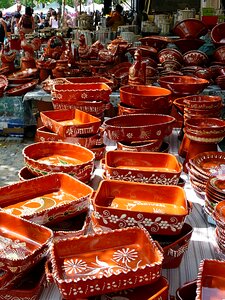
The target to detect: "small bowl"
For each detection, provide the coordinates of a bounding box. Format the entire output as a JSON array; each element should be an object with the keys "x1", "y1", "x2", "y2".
[
  {"x1": 211, "y1": 23, "x2": 225, "y2": 47},
  {"x1": 173, "y1": 18, "x2": 208, "y2": 39},
  {"x1": 183, "y1": 50, "x2": 209, "y2": 67},
  {"x1": 158, "y1": 75, "x2": 209, "y2": 96},
  {"x1": 174, "y1": 38, "x2": 205, "y2": 53},
  {"x1": 213, "y1": 46, "x2": 225, "y2": 63},
  {"x1": 118, "y1": 101, "x2": 172, "y2": 115},
  {"x1": 158, "y1": 48, "x2": 183, "y2": 64}
]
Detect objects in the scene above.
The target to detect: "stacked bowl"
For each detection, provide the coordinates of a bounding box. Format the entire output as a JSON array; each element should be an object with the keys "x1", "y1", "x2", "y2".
[
  {"x1": 206, "y1": 176, "x2": 225, "y2": 219},
  {"x1": 35, "y1": 109, "x2": 106, "y2": 161},
  {"x1": 213, "y1": 198, "x2": 225, "y2": 253}
]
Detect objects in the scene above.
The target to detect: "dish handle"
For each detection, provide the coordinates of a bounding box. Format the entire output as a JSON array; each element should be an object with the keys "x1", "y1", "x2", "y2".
[{"x1": 45, "y1": 260, "x2": 54, "y2": 284}]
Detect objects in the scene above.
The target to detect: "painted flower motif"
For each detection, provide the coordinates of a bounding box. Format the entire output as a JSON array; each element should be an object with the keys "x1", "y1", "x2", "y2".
[
  {"x1": 93, "y1": 211, "x2": 101, "y2": 219},
  {"x1": 66, "y1": 127, "x2": 74, "y2": 136},
  {"x1": 126, "y1": 132, "x2": 133, "y2": 139},
  {"x1": 126, "y1": 217, "x2": 136, "y2": 226},
  {"x1": 89, "y1": 284, "x2": 101, "y2": 292},
  {"x1": 159, "y1": 220, "x2": 169, "y2": 229},
  {"x1": 143, "y1": 218, "x2": 153, "y2": 226},
  {"x1": 112, "y1": 248, "x2": 138, "y2": 264},
  {"x1": 63, "y1": 259, "x2": 87, "y2": 275},
  {"x1": 81, "y1": 92, "x2": 88, "y2": 99},
  {"x1": 138, "y1": 274, "x2": 149, "y2": 282},
  {"x1": 108, "y1": 214, "x2": 119, "y2": 223},
  {"x1": 156, "y1": 130, "x2": 161, "y2": 136},
  {"x1": 72, "y1": 287, "x2": 83, "y2": 296}
]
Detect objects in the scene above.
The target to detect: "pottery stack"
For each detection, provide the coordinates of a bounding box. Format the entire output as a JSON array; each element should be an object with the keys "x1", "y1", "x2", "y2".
[{"x1": 213, "y1": 196, "x2": 225, "y2": 254}]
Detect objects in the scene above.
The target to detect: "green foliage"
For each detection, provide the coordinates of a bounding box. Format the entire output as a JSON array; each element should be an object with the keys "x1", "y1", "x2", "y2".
[{"x1": 0, "y1": 0, "x2": 14, "y2": 9}]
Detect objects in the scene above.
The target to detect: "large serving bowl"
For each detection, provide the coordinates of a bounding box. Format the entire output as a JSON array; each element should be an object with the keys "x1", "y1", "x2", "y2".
[
  {"x1": 183, "y1": 95, "x2": 222, "y2": 110},
  {"x1": 185, "y1": 118, "x2": 225, "y2": 143},
  {"x1": 139, "y1": 36, "x2": 172, "y2": 51},
  {"x1": 158, "y1": 75, "x2": 209, "y2": 96},
  {"x1": 158, "y1": 48, "x2": 183, "y2": 64},
  {"x1": 104, "y1": 150, "x2": 182, "y2": 185},
  {"x1": 92, "y1": 180, "x2": 190, "y2": 235},
  {"x1": 22, "y1": 141, "x2": 95, "y2": 182},
  {"x1": 173, "y1": 38, "x2": 205, "y2": 53},
  {"x1": 103, "y1": 113, "x2": 175, "y2": 142},
  {"x1": 0, "y1": 211, "x2": 52, "y2": 290},
  {"x1": 183, "y1": 50, "x2": 209, "y2": 67},
  {"x1": 173, "y1": 18, "x2": 208, "y2": 39},
  {"x1": 120, "y1": 85, "x2": 172, "y2": 109},
  {"x1": 211, "y1": 22, "x2": 225, "y2": 47}
]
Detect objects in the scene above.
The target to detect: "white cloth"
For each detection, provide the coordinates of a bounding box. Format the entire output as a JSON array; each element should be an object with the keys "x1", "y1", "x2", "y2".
[{"x1": 51, "y1": 18, "x2": 58, "y2": 29}]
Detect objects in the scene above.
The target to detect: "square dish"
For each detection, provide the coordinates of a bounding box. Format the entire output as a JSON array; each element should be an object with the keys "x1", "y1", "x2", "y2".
[
  {"x1": 92, "y1": 180, "x2": 190, "y2": 235},
  {"x1": 0, "y1": 211, "x2": 52, "y2": 290},
  {"x1": 47, "y1": 227, "x2": 163, "y2": 299},
  {"x1": 104, "y1": 151, "x2": 182, "y2": 185},
  {"x1": 0, "y1": 173, "x2": 93, "y2": 225},
  {"x1": 40, "y1": 109, "x2": 101, "y2": 138}
]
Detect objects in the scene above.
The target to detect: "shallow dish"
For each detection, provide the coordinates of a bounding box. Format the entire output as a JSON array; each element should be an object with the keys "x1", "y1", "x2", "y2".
[
  {"x1": 92, "y1": 180, "x2": 190, "y2": 235},
  {"x1": 104, "y1": 151, "x2": 182, "y2": 185},
  {"x1": 195, "y1": 259, "x2": 225, "y2": 300},
  {"x1": 35, "y1": 126, "x2": 104, "y2": 148},
  {"x1": 103, "y1": 114, "x2": 175, "y2": 142},
  {"x1": 67, "y1": 76, "x2": 114, "y2": 89},
  {"x1": 23, "y1": 141, "x2": 95, "y2": 182},
  {"x1": 47, "y1": 227, "x2": 163, "y2": 299},
  {"x1": 0, "y1": 211, "x2": 52, "y2": 290},
  {"x1": 6, "y1": 79, "x2": 38, "y2": 96},
  {"x1": 7, "y1": 68, "x2": 38, "y2": 79},
  {"x1": 52, "y1": 83, "x2": 112, "y2": 102},
  {"x1": 0, "y1": 173, "x2": 93, "y2": 225},
  {"x1": 120, "y1": 85, "x2": 171, "y2": 109},
  {"x1": 40, "y1": 109, "x2": 101, "y2": 138}
]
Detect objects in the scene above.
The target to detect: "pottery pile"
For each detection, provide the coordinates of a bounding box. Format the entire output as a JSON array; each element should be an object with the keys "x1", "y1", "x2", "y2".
[
  {"x1": 157, "y1": 48, "x2": 183, "y2": 76},
  {"x1": 206, "y1": 177, "x2": 225, "y2": 219},
  {"x1": 214, "y1": 197, "x2": 225, "y2": 253},
  {"x1": 186, "y1": 151, "x2": 225, "y2": 198}
]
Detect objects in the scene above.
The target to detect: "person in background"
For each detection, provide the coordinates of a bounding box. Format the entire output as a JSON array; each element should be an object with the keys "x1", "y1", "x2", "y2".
[
  {"x1": 11, "y1": 3, "x2": 22, "y2": 33},
  {"x1": 18, "y1": 6, "x2": 35, "y2": 34},
  {"x1": 0, "y1": 11, "x2": 7, "y2": 48},
  {"x1": 11, "y1": 12, "x2": 21, "y2": 34},
  {"x1": 49, "y1": 10, "x2": 58, "y2": 29},
  {"x1": 106, "y1": 4, "x2": 125, "y2": 32}
]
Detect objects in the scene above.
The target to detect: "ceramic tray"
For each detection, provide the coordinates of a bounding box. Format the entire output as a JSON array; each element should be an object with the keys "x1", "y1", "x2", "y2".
[
  {"x1": 0, "y1": 173, "x2": 93, "y2": 225},
  {"x1": 103, "y1": 114, "x2": 175, "y2": 142},
  {"x1": 47, "y1": 227, "x2": 163, "y2": 299},
  {"x1": 152, "y1": 223, "x2": 193, "y2": 269},
  {"x1": 104, "y1": 150, "x2": 182, "y2": 185},
  {"x1": 88, "y1": 276, "x2": 169, "y2": 300},
  {"x1": 92, "y1": 180, "x2": 190, "y2": 235},
  {"x1": 7, "y1": 68, "x2": 39, "y2": 79},
  {"x1": 52, "y1": 83, "x2": 112, "y2": 102},
  {"x1": 67, "y1": 76, "x2": 113, "y2": 89},
  {"x1": 195, "y1": 259, "x2": 225, "y2": 300},
  {"x1": 35, "y1": 126, "x2": 104, "y2": 148},
  {"x1": 6, "y1": 79, "x2": 38, "y2": 96},
  {"x1": 23, "y1": 141, "x2": 95, "y2": 182},
  {"x1": 0, "y1": 259, "x2": 46, "y2": 300},
  {"x1": 0, "y1": 211, "x2": 52, "y2": 290},
  {"x1": 40, "y1": 109, "x2": 101, "y2": 138}
]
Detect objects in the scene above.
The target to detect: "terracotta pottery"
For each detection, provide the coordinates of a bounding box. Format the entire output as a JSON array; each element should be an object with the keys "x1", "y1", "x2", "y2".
[
  {"x1": 35, "y1": 126, "x2": 104, "y2": 148},
  {"x1": 92, "y1": 180, "x2": 191, "y2": 235},
  {"x1": 103, "y1": 113, "x2": 175, "y2": 142},
  {"x1": 195, "y1": 259, "x2": 225, "y2": 300},
  {"x1": 213, "y1": 46, "x2": 225, "y2": 63},
  {"x1": 139, "y1": 36, "x2": 172, "y2": 51},
  {"x1": 0, "y1": 211, "x2": 52, "y2": 290},
  {"x1": 104, "y1": 150, "x2": 182, "y2": 185},
  {"x1": 183, "y1": 50, "x2": 209, "y2": 67},
  {"x1": 158, "y1": 75, "x2": 209, "y2": 96},
  {"x1": 174, "y1": 38, "x2": 205, "y2": 53},
  {"x1": 7, "y1": 68, "x2": 39, "y2": 79},
  {"x1": 40, "y1": 109, "x2": 101, "y2": 138},
  {"x1": 47, "y1": 227, "x2": 163, "y2": 299},
  {"x1": 128, "y1": 45, "x2": 158, "y2": 58},
  {"x1": 153, "y1": 223, "x2": 193, "y2": 269},
  {"x1": 211, "y1": 23, "x2": 225, "y2": 47},
  {"x1": 158, "y1": 48, "x2": 183, "y2": 64},
  {"x1": 6, "y1": 79, "x2": 38, "y2": 96},
  {"x1": 52, "y1": 83, "x2": 112, "y2": 103},
  {"x1": 18, "y1": 166, "x2": 36, "y2": 181},
  {"x1": 67, "y1": 76, "x2": 114, "y2": 89},
  {"x1": 176, "y1": 280, "x2": 197, "y2": 300},
  {"x1": 183, "y1": 94, "x2": 222, "y2": 110},
  {"x1": 173, "y1": 18, "x2": 208, "y2": 39},
  {"x1": 22, "y1": 142, "x2": 95, "y2": 182},
  {"x1": 117, "y1": 139, "x2": 163, "y2": 152},
  {"x1": 0, "y1": 173, "x2": 93, "y2": 225},
  {"x1": 120, "y1": 85, "x2": 171, "y2": 109},
  {"x1": 91, "y1": 144, "x2": 106, "y2": 161}
]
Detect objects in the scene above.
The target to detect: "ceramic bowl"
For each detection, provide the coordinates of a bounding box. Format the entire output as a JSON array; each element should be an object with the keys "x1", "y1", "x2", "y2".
[
  {"x1": 158, "y1": 48, "x2": 183, "y2": 64},
  {"x1": 174, "y1": 38, "x2": 205, "y2": 53},
  {"x1": 173, "y1": 18, "x2": 208, "y2": 39},
  {"x1": 162, "y1": 60, "x2": 182, "y2": 71},
  {"x1": 128, "y1": 45, "x2": 157, "y2": 58},
  {"x1": 213, "y1": 46, "x2": 225, "y2": 63},
  {"x1": 117, "y1": 139, "x2": 163, "y2": 152},
  {"x1": 104, "y1": 150, "x2": 182, "y2": 185},
  {"x1": 103, "y1": 113, "x2": 175, "y2": 142},
  {"x1": 118, "y1": 101, "x2": 172, "y2": 115},
  {"x1": 158, "y1": 75, "x2": 209, "y2": 96},
  {"x1": 153, "y1": 223, "x2": 193, "y2": 269},
  {"x1": 176, "y1": 280, "x2": 197, "y2": 300},
  {"x1": 92, "y1": 180, "x2": 191, "y2": 235},
  {"x1": 139, "y1": 36, "x2": 172, "y2": 51},
  {"x1": 47, "y1": 227, "x2": 163, "y2": 298},
  {"x1": 67, "y1": 76, "x2": 114, "y2": 89},
  {"x1": 52, "y1": 83, "x2": 112, "y2": 103},
  {"x1": 0, "y1": 211, "x2": 52, "y2": 290},
  {"x1": 18, "y1": 166, "x2": 36, "y2": 181},
  {"x1": 183, "y1": 50, "x2": 209, "y2": 67},
  {"x1": 195, "y1": 259, "x2": 225, "y2": 300},
  {"x1": 40, "y1": 109, "x2": 101, "y2": 138},
  {"x1": 183, "y1": 95, "x2": 222, "y2": 110},
  {"x1": 211, "y1": 23, "x2": 225, "y2": 47},
  {"x1": 22, "y1": 141, "x2": 95, "y2": 182},
  {"x1": 120, "y1": 85, "x2": 172, "y2": 109},
  {"x1": 91, "y1": 144, "x2": 106, "y2": 161}
]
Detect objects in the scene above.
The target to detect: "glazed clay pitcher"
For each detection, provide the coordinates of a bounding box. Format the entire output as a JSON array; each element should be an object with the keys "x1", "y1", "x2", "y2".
[{"x1": 128, "y1": 49, "x2": 146, "y2": 85}]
